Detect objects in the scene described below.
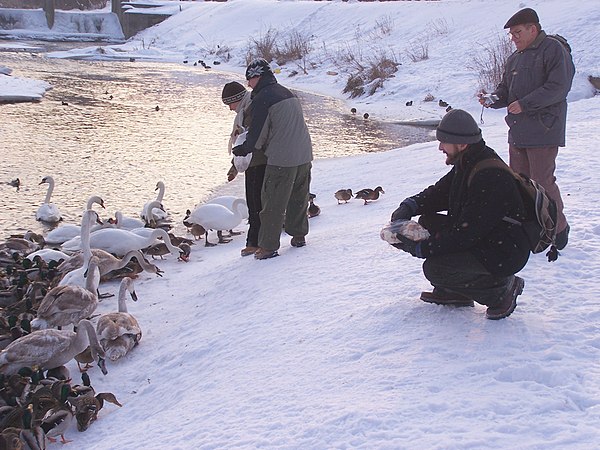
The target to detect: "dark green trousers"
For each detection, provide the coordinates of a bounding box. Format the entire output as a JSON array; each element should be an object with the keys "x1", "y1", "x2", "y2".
[{"x1": 258, "y1": 163, "x2": 312, "y2": 251}]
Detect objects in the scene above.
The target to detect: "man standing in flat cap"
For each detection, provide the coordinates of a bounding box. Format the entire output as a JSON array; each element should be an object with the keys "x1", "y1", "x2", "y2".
[
  {"x1": 233, "y1": 58, "x2": 313, "y2": 260},
  {"x1": 481, "y1": 8, "x2": 575, "y2": 252}
]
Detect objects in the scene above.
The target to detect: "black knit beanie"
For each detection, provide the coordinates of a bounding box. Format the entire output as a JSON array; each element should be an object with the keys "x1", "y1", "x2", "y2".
[
  {"x1": 221, "y1": 82, "x2": 247, "y2": 105},
  {"x1": 504, "y1": 8, "x2": 539, "y2": 28},
  {"x1": 436, "y1": 109, "x2": 482, "y2": 144},
  {"x1": 245, "y1": 58, "x2": 273, "y2": 80}
]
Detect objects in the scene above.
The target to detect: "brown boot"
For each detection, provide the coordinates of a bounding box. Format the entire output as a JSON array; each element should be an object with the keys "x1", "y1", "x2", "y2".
[
  {"x1": 290, "y1": 236, "x2": 306, "y2": 248},
  {"x1": 254, "y1": 248, "x2": 279, "y2": 260},
  {"x1": 420, "y1": 288, "x2": 474, "y2": 307},
  {"x1": 486, "y1": 276, "x2": 524, "y2": 320},
  {"x1": 241, "y1": 246, "x2": 259, "y2": 257}
]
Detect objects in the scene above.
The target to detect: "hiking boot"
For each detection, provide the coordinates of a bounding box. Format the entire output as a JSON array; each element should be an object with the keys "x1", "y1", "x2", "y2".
[
  {"x1": 290, "y1": 236, "x2": 306, "y2": 248},
  {"x1": 486, "y1": 276, "x2": 525, "y2": 320},
  {"x1": 254, "y1": 248, "x2": 279, "y2": 260},
  {"x1": 241, "y1": 246, "x2": 259, "y2": 257},
  {"x1": 555, "y1": 224, "x2": 570, "y2": 250},
  {"x1": 420, "y1": 288, "x2": 474, "y2": 307}
]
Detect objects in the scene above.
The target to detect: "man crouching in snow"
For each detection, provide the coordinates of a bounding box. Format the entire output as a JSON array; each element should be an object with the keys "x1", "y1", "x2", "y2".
[{"x1": 388, "y1": 109, "x2": 530, "y2": 320}]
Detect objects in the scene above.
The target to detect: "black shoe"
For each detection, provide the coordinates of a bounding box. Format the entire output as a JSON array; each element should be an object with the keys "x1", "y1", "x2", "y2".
[
  {"x1": 420, "y1": 288, "x2": 474, "y2": 307},
  {"x1": 555, "y1": 224, "x2": 570, "y2": 250},
  {"x1": 291, "y1": 236, "x2": 306, "y2": 248},
  {"x1": 486, "y1": 276, "x2": 524, "y2": 320}
]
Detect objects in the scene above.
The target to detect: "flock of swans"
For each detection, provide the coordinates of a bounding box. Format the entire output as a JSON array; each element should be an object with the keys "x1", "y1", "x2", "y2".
[{"x1": 0, "y1": 176, "x2": 251, "y2": 447}]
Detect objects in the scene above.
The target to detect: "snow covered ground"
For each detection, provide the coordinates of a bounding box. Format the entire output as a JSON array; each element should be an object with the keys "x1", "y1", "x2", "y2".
[{"x1": 1, "y1": 0, "x2": 600, "y2": 448}]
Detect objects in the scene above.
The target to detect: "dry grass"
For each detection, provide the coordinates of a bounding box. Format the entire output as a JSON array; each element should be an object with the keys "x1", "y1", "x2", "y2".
[{"x1": 469, "y1": 33, "x2": 514, "y2": 93}]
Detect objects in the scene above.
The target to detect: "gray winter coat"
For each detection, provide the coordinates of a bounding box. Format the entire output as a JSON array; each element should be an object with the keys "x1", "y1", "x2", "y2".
[
  {"x1": 492, "y1": 31, "x2": 575, "y2": 148},
  {"x1": 242, "y1": 73, "x2": 313, "y2": 168}
]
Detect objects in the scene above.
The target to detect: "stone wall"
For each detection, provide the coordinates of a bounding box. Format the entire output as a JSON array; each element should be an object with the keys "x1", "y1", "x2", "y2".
[{"x1": 0, "y1": 0, "x2": 108, "y2": 10}]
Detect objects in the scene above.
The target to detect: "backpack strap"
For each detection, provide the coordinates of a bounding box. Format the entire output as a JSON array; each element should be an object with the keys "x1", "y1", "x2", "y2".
[
  {"x1": 467, "y1": 158, "x2": 513, "y2": 187},
  {"x1": 467, "y1": 158, "x2": 523, "y2": 226}
]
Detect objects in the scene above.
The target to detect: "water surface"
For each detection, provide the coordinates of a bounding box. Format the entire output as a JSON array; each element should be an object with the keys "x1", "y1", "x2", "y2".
[{"x1": 0, "y1": 43, "x2": 434, "y2": 240}]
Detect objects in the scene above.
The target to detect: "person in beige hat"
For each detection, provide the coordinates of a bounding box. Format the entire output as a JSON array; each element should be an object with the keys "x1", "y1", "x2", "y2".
[
  {"x1": 388, "y1": 109, "x2": 530, "y2": 320},
  {"x1": 221, "y1": 81, "x2": 267, "y2": 256}
]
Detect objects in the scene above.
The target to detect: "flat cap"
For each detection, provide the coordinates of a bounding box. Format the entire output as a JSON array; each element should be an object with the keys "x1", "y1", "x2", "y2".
[{"x1": 504, "y1": 8, "x2": 539, "y2": 28}]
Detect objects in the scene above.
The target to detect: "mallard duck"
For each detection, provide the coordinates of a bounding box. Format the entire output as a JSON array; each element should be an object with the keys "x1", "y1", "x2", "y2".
[
  {"x1": 41, "y1": 401, "x2": 74, "y2": 444},
  {"x1": 72, "y1": 391, "x2": 122, "y2": 432},
  {"x1": 96, "y1": 277, "x2": 142, "y2": 362},
  {"x1": 36, "y1": 176, "x2": 62, "y2": 223},
  {"x1": 334, "y1": 189, "x2": 353, "y2": 204},
  {"x1": 186, "y1": 199, "x2": 246, "y2": 246},
  {"x1": 354, "y1": 186, "x2": 385, "y2": 204},
  {"x1": 31, "y1": 256, "x2": 100, "y2": 330},
  {"x1": 308, "y1": 193, "x2": 321, "y2": 218},
  {"x1": 0, "y1": 319, "x2": 106, "y2": 376},
  {"x1": 145, "y1": 241, "x2": 191, "y2": 262}
]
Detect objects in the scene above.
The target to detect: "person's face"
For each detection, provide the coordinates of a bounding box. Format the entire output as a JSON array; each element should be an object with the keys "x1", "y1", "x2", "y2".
[
  {"x1": 228, "y1": 100, "x2": 240, "y2": 111},
  {"x1": 438, "y1": 142, "x2": 467, "y2": 165},
  {"x1": 509, "y1": 23, "x2": 538, "y2": 51},
  {"x1": 247, "y1": 76, "x2": 260, "y2": 89}
]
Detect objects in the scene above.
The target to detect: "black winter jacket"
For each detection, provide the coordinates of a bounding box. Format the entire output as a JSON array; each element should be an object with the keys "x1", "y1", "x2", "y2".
[{"x1": 410, "y1": 141, "x2": 530, "y2": 276}]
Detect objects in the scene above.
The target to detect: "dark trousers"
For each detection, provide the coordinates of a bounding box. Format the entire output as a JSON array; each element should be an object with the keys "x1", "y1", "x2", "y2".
[
  {"x1": 259, "y1": 163, "x2": 311, "y2": 251},
  {"x1": 419, "y1": 213, "x2": 513, "y2": 307},
  {"x1": 244, "y1": 164, "x2": 266, "y2": 248}
]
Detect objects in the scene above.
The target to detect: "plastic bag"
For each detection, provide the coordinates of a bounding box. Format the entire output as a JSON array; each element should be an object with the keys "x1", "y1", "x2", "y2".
[
  {"x1": 233, "y1": 131, "x2": 252, "y2": 172},
  {"x1": 380, "y1": 219, "x2": 430, "y2": 244}
]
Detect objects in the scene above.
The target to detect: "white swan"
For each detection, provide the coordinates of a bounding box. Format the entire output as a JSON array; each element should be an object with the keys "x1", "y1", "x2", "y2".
[
  {"x1": 58, "y1": 249, "x2": 163, "y2": 280},
  {"x1": 0, "y1": 319, "x2": 106, "y2": 375},
  {"x1": 96, "y1": 277, "x2": 142, "y2": 361},
  {"x1": 141, "y1": 181, "x2": 169, "y2": 223},
  {"x1": 45, "y1": 195, "x2": 105, "y2": 245},
  {"x1": 27, "y1": 248, "x2": 70, "y2": 264},
  {"x1": 36, "y1": 175, "x2": 62, "y2": 223},
  {"x1": 113, "y1": 211, "x2": 145, "y2": 230},
  {"x1": 207, "y1": 196, "x2": 249, "y2": 219},
  {"x1": 187, "y1": 198, "x2": 246, "y2": 246},
  {"x1": 32, "y1": 256, "x2": 100, "y2": 330},
  {"x1": 58, "y1": 210, "x2": 101, "y2": 292},
  {"x1": 63, "y1": 227, "x2": 183, "y2": 258}
]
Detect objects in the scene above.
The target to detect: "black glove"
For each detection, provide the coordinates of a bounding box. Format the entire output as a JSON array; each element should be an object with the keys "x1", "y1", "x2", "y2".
[
  {"x1": 391, "y1": 200, "x2": 415, "y2": 222},
  {"x1": 232, "y1": 144, "x2": 251, "y2": 157},
  {"x1": 392, "y1": 234, "x2": 424, "y2": 258}
]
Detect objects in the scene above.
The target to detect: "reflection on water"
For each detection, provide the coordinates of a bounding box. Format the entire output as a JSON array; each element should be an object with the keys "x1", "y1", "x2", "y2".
[{"x1": 0, "y1": 43, "x2": 433, "y2": 240}]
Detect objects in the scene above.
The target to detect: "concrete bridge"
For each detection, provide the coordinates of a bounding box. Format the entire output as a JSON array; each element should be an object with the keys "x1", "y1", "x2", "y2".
[{"x1": 56, "y1": 0, "x2": 175, "y2": 38}]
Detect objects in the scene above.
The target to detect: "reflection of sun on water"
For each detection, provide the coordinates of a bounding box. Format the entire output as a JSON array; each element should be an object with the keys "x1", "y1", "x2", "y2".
[{"x1": 1, "y1": 49, "x2": 432, "y2": 239}]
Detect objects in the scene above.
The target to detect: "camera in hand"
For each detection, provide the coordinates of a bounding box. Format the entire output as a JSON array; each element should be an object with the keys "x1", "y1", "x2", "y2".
[{"x1": 481, "y1": 93, "x2": 499, "y2": 106}]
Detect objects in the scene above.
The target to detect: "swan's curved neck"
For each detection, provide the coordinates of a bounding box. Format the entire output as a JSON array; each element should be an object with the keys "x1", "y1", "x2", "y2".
[
  {"x1": 43, "y1": 178, "x2": 55, "y2": 204},
  {"x1": 112, "y1": 250, "x2": 139, "y2": 272},
  {"x1": 155, "y1": 182, "x2": 165, "y2": 202},
  {"x1": 78, "y1": 319, "x2": 105, "y2": 360},
  {"x1": 117, "y1": 282, "x2": 130, "y2": 313},
  {"x1": 151, "y1": 229, "x2": 179, "y2": 256},
  {"x1": 81, "y1": 211, "x2": 95, "y2": 262}
]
